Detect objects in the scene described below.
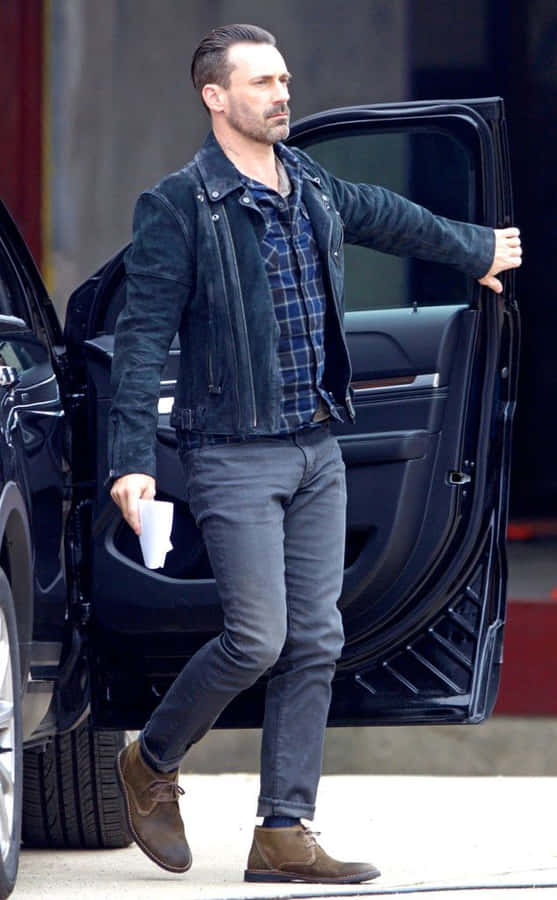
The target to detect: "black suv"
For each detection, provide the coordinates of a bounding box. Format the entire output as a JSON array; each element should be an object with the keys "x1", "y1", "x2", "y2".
[{"x1": 0, "y1": 98, "x2": 518, "y2": 897}]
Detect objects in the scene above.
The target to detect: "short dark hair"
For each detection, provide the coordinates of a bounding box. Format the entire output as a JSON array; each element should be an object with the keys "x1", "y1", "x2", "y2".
[{"x1": 191, "y1": 24, "x2": 277, "y2": 103}]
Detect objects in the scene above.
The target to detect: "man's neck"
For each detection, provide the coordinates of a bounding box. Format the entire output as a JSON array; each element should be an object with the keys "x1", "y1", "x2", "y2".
[{"x1": 213, "y1": 124, "x2": 280, "y2": 190}]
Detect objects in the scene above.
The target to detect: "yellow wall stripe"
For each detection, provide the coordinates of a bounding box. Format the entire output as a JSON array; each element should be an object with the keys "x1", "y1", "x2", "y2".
[{"x1": 41, "y1": 0, "x2": 54, "y2": 297}]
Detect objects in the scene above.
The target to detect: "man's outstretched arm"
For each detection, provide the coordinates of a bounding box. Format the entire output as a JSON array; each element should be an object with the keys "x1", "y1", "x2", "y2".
[{"x1": 314, "y1": 161, "x2": 522, "y2": 287}]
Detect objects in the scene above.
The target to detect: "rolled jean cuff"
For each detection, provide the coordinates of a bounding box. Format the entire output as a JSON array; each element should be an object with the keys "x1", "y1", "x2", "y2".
[
  {"x1": 257, "y1": 794, "x2": 315, "y2": 820},
  {"x1": 139, "y1": 730, "x2": 182, "y2": 774}
]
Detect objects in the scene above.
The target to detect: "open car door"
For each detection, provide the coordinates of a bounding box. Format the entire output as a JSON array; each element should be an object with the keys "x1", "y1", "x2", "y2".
[{"x1": 72, "y1": 98, "x2": 518, "y2": 730}]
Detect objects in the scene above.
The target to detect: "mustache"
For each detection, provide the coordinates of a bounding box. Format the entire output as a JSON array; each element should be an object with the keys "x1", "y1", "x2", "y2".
[{"x1": 265, "y1": 104, "x2": 290, "y2": 118}]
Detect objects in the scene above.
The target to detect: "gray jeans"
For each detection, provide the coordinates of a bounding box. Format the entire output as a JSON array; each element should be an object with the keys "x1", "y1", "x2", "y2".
[{"x1": 140, "y1": 425, "x2": 346, "y2": 819}]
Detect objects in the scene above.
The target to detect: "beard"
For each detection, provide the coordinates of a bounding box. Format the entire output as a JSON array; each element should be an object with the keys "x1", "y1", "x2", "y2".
[{"x1": 225, "y1": 98, "x2": 290, "y2": 145}]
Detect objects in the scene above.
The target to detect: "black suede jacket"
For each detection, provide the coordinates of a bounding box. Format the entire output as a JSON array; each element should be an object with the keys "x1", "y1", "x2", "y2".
[{"x1": 108, "y1": 132, "x2": 495, "y2": 480}]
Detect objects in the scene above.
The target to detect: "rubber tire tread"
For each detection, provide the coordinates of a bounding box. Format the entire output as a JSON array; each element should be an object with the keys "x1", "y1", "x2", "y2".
[{"x1": 22, "y1": 719, "x2": 132, "y2": 848}]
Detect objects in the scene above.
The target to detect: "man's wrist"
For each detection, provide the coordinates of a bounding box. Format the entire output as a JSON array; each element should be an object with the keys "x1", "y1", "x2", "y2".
[{"x1": 104, "y1": 468, "x2": 157, "y2": 491}]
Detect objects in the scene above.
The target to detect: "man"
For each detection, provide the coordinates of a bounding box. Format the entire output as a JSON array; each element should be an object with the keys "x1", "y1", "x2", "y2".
[{"x1": 109, "y1": 24, "x2": 522, "y2": 884}]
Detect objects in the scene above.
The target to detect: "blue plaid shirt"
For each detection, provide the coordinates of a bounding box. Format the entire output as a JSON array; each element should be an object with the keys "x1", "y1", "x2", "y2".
[{"x1": 184, "y1": 146, "x2": 337, "y2": 447}]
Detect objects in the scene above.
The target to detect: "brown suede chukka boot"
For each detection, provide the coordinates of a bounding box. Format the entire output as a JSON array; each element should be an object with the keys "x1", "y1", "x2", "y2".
[
  {"x1": 116, "y1": 739, "x2": 191, "y2": 873},
  {"x1": 244, "y1": 824, "x2": 380, "y2": 883}
]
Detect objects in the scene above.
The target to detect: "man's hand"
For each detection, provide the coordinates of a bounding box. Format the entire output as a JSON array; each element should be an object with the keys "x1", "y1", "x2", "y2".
[
  {"x1": 478, "y1": 227, "x2": 522, "y2": 294},
  {"x1": 110, "y1": 473, "x2": 156, "y2": 535}
]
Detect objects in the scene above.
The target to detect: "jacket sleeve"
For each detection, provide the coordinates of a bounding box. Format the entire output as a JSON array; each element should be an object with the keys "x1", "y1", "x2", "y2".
[
  {"x1": 315, "y1": 163, "x2": 495, "y2": 279},
  {"x1": 108, "y1": 190, "x2": 194, "y2": 482}
]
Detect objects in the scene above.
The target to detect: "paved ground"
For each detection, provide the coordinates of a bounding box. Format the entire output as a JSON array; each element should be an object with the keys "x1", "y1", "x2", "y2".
[{"x1": 15, "y1": 773, "x2": 557, "y2": 899}]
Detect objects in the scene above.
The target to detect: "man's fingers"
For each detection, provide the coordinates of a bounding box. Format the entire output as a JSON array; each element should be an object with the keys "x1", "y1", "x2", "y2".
[
  {"x1": 484, "y1": 226, "x2": 523, "y2": 287},
  {"x1": 489, "y1": 276, "x2": 503, "y2": 293},
  {"x1": 142, "y1": 482, "x2": 156, "y2": 501},
  {"x1": 113, "y1": 484, "x2": 142, "y2": 535},
  {"x1": 497, "y1": 227, "x2": 520, "y2": 241},
  {"x1": 110, "y1": 474, "x2": 156, "y2": 535},
  {"x1": 126, "y1": 493, "x2": 142, "y2": 536},
  {"x1": 478, "y1": 274, "x2": 503, "y2": 293}
]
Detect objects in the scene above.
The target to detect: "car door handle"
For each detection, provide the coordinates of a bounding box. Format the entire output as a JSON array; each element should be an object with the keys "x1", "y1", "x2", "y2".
[
  {"x1": 351, "y1": 373, "x2": 440, "y2": 395},
  {"x1": 447, "y1": 470, "x2": 472, "y2": 485}
]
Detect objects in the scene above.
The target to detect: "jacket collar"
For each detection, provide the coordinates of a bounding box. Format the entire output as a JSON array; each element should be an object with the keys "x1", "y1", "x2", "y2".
[
  {"x1": 194, "y1": 132, "x2": 243, "y2": 201},
  {"x1": 194, "y1": 131, "x2": 319, "y2": 201}
]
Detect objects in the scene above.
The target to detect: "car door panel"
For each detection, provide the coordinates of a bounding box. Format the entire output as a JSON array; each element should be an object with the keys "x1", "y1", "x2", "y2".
[
  {"x1": 0, "y1": 212, "x2": 71, "y2": 728},
  {"x1": 339, "y1": 306, "x2": 478, "y2": 613},
  {"x1": 0, "y1": 236, "x2": 69, "y2": 645},
  {"x1": 78, "y1": 98, "x2": 517, "y2": 730}
]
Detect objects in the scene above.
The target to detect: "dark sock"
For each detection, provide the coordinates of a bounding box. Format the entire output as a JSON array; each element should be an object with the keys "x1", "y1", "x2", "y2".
[{"x1": 262, "y1": 815, "x2": 301, "y2": 828}]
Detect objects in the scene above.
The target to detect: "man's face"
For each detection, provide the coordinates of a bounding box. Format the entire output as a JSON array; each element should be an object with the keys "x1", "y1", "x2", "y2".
[{"x1": 218, "y1": 42, "x2": 291, "y2": 144}]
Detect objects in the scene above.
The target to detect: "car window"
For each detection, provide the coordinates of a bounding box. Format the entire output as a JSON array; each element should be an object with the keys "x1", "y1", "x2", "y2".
[
  {"x1": 0, "y1": 237, "x2": 54, "y2": 359},
  {"x1": 0, "y1": 333, "x2": 49, "y2": 374},
  {"x1": 0, "y1": 242, "x2": 33, "y2": 322},
  {"x1": 303, "y1": 128, "x2": 476, "y2": 311}
]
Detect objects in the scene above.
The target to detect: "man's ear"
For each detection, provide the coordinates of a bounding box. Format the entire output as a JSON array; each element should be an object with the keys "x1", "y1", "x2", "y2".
[{"x1": 202, "y1": 83, "x2": 225, "y2": 113}]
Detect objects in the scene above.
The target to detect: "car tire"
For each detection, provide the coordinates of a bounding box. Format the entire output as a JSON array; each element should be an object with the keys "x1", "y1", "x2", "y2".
[
  {"x1": 22, "y1": 719, "x2": 132, "y2": 848},
  {"x1": 0, "y1": 568, "x2": 23, "y2": 900}
]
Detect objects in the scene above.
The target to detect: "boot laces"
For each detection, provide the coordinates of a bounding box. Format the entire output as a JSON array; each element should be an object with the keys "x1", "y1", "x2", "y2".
[
  {"x1": 301, "y1": 825, "x2": 321, "y2": 848},
  {"x1": 148, "y1": 780, "x2": 185, "y2": 802}
]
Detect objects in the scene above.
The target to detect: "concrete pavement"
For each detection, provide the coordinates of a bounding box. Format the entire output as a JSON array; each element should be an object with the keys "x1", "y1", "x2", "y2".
[{"x1": 15, "y1": 773, "x2": 557, "y2": 898}]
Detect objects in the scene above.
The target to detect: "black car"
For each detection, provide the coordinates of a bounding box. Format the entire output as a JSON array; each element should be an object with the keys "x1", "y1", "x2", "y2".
[{"x1": 0, "y1": 97, "x2": 518, "y2": 897}]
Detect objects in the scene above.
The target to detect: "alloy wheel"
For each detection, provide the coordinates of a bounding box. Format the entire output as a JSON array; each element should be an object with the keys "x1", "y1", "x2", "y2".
[{"x1": 0, "y1": 608, "x2": 15, "y2": 862}]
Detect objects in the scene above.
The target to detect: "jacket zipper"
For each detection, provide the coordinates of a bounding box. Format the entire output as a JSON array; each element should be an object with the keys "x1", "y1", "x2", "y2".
[
  {"x1": 208, "y1": 211, "x2": 242, "y2": 427},
  {"x1": 206, "y1": 281, "x2": 216, "y2": 392},
  {"x1": 221, "y1": 208, "x2": 257, "y2": 428},
  {"x1": 207, "y1": 313, "x2": 217, "y2": 392},
  {"x1": 322, "y1": 196, "x2": 353, "y2": 419}
]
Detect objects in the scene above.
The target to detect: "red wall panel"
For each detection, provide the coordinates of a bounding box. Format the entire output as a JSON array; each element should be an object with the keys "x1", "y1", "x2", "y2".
[
  {"x1": 495, "y1": 601, "x2": 557, "y2": 716},
  {"x1": 0, "y1": 0, "x2": 43, "y2": 265}
]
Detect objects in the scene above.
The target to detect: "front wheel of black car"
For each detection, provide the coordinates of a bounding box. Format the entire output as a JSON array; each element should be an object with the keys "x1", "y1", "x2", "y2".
[
  {"x1": 22, "y1": 719, "x2": 132, "y2": 848},
  {"x1": 0, "y1": 569, "x2": 23, "y2": 900}
]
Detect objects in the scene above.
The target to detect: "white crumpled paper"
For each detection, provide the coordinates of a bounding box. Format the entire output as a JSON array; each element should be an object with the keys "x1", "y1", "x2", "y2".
[{"x1": 138, "y1": 498, "x2": 174, "y2": 569}]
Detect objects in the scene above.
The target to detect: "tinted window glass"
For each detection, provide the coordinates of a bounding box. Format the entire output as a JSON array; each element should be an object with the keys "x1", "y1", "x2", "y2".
[
  {"x1": 0, "y1": 239, "x2": 53, "y2": 354},
  {"x1": 0, "y1": 244, "x2": 32, "y2": 321},
  {"x1": 0, "y1": 333, "x2": 48, "y2": 374},
  {"x1": 302, "y1": 129, "x2": 475, "y2": 310}
]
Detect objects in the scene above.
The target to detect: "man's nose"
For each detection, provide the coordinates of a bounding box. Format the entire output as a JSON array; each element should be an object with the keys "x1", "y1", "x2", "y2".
[{"x1": 275, "y1": 81, "x2": 290, "y2": 103}]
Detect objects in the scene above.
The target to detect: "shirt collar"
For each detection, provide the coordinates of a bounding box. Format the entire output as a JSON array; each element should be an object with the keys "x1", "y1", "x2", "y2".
[{"x1": 240, "y1": 157, "x2": 291, "y2": 196}]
